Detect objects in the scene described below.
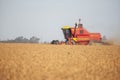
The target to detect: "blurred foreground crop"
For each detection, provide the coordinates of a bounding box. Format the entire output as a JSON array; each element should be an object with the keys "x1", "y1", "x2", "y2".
[{"x1": 0, "y1": 43, "x2": 120, "y2": 80}]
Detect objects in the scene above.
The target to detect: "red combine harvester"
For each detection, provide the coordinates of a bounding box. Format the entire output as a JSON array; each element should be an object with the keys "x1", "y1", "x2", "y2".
[
  {"x1": 51, "y1": 19, "x2": 102, "y2": 45},
  {"x1": 61, "y1": 19, "x2": 102, "y2": 45}
]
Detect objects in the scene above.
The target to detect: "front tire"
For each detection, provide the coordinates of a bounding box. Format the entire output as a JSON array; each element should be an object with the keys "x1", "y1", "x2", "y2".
[{"x1": 65, "y1": 40, "x2": 75, "y2": 45}]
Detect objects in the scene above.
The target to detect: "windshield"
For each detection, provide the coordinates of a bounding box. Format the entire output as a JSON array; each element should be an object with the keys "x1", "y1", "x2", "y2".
[{"x1": 62, "y1": 29, "x2": 71, "y2": 39}]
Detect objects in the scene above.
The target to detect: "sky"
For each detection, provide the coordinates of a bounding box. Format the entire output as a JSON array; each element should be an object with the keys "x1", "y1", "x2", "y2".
[{"x1": 0, "y1": 0, "x2": 120, "y2": 42}]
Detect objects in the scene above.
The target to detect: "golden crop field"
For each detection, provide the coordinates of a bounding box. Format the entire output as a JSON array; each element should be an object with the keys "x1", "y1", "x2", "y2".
[{"x1": 0, "y1": 43, "x2": 120, "y2": 80}]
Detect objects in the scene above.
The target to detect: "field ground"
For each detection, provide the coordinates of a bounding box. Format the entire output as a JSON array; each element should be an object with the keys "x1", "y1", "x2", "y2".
[{"x1": 0, "y1": 43, "x2": 120, "y2": 80}]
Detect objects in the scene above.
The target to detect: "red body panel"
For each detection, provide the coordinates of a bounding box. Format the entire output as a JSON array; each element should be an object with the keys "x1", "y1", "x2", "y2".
[
  {"x1": 71, "y1": 27, "x2": 89, "y2": 36},
  {"x1": 90, "y1": 33, "x2": 101, "y2": 41},
  {"x1": 70, "y1": 27, "x2": 101, "y2": 43}
]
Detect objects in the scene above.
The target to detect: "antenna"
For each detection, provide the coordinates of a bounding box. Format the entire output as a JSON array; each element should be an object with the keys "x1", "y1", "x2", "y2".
[{"x1": 79, "y1": 18, "x2": 81, "y2": 24}]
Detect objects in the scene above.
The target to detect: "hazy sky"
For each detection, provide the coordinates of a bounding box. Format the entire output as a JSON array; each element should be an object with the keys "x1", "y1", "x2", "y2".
[{"x1": 0, "y1": 0, "x2": 120, "y2": 42}]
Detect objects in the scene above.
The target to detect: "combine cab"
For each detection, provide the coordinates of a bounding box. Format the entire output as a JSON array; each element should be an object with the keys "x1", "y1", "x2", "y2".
[{"x1": 61, "y1": 19, "x2": 102, "y2": 45}]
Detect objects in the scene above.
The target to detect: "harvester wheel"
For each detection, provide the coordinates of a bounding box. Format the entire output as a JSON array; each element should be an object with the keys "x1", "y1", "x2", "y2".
[{"x1": 66, "y1": 40, "x2": 75, "y2": 45}]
